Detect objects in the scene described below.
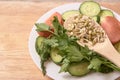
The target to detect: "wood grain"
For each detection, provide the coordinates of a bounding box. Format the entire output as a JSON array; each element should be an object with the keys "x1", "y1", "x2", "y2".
[{"x1": 0, "y1": 1, "x2": 120, "y2": 80}]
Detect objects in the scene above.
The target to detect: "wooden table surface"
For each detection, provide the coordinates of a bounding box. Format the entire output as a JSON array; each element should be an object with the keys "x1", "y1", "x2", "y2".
[{"x1": 0, "y1": 1, "x2": 120, "y2": 80}]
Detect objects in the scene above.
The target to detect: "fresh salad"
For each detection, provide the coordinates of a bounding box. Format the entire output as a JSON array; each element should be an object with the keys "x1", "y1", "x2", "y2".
[{"x1": 35, "y1": 1, "x2": 120, "y2": 77}]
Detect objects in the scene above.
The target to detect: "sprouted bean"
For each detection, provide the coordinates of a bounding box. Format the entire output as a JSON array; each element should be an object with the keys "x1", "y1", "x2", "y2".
[{"x1": 64, "y1": 14, "x2": 106, "y2": 46}]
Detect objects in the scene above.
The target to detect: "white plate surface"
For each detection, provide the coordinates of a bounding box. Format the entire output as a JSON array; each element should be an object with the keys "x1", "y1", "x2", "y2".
[{"x1": 28, "y1": 3, "x2": 120, "y2": 80}]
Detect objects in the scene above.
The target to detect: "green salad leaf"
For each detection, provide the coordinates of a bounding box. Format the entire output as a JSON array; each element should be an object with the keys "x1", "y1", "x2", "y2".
[
  {"x1": 88, "y1": 57, "x2": 102, "y2": 71},
  {"x1": 59, "y1": 58, "x2": 70, "y2": 73},
  {"x1": 35, "y1": 23, "x2": 50, "y2": 32}
]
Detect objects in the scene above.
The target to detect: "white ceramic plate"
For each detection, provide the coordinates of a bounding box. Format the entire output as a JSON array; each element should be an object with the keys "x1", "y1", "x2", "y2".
[{"x1": 28, "y1": 3, "x2": 120, "y2": 80}]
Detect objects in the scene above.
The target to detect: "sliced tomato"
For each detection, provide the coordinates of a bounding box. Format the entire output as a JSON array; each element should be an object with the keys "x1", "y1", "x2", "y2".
[
  {"x1": 37, "y1": 12, "x2": 63, "y2": 38},
  {"x1": 45, "y1": 12, "x2": 64, "y2": 27},
  {"x1": 101, "y1": 16, "x2": 120, "y2": 44},
  {"x1": 37, "y1": 28, "x2": 54, "y2": 37}
]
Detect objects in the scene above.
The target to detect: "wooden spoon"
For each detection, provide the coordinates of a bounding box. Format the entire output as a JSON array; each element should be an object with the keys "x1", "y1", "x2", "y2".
[{"x1": 90, "y1": 35, "x2": 120, "y2": 67}]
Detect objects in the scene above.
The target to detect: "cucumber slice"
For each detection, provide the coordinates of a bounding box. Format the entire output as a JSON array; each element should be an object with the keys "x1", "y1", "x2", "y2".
[
  {"x1": 50, "y1": 48, "x2": 63, "y2": 64},
  {"x1": 35, "y1": 36, "x2": 44, "y2": 53},
  {"x1": 80, "y1": 1, "x2": 101, "y2": 16},
  {"x1": 62, "y1": 10, "x2": 80, "y2": 20},
  {"x1": 92, "y1": 16, "x2": 100, "y2": 23},
  {"x1": 99, "y1": 10, "x2": 114, "y2": 17},
  {"x1": 99, "y1": 10, "x2": 114, "y2": 22},
  {"x1": 68, "y1": 62, "x2": 90, "y2": 76}
]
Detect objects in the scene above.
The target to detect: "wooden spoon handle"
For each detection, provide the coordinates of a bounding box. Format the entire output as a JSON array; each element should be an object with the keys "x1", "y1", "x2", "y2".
[
  {"x1": 108, "y1": 50, "x2": 120, "y2": 67},
  {"x1": 93, "y1": 38, "x2": 120, "y2": 67},
  {"x1": 103, "y1": 39, "x2": 120, "y2": 67}
]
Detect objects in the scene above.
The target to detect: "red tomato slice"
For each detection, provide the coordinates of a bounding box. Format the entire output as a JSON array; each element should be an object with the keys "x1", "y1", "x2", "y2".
[
  {"x1": 37, "y1": 29, "x2": 54, "y2": 37},
  {"x1": 45, "y1": 12, "x2": 63, "y2": 27},
  {"x1": 37, "y1": 12, "x2": 63, "y2": 38},
  {"x1": 101, "y1": 16, "x2": 120, "y2": 44}
]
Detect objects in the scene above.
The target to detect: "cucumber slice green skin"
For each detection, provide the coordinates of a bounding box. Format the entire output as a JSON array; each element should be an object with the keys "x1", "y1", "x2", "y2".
[
  {"x1": 99, "y1": 10, "x2": 114, "y2": 23},
  {"x1": 50, "y1": 48, "x2": 63, "y2": 64},
  {"x1": 35, "y1": 36, "x2": 44, "y2": 53},
  {"x1": 99, "y1": 10, "x2": 114, "y2": 17},
  {"x1": 62, "y1": 10, "x2": 80, "y2": 20},
  {"x1": 79, "y1": 1, "x2": 101, "y2": 17},
  {"x1": 92, "y1": 16, "x2": 100, "y2": 23},
  {"x1": 68, "y1": 62, "x2": 90, "y2": 76}
]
